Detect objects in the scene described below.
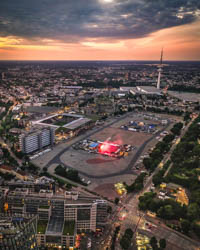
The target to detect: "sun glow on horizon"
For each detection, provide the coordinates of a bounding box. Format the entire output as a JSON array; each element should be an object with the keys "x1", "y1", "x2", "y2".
[{"x1": 0, "y1": 19, "x2": 200, "y2": 60}]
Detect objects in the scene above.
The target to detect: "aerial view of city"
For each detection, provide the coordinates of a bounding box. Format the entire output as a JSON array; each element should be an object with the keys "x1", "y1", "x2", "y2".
[{"x1": 0, "y1": 0, "x2": 200, "y2": 250}]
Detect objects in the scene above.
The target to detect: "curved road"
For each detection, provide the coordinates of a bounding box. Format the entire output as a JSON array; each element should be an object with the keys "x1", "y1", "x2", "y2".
[{"x1": 46, "y1": 113, "x2": 171, "y2": 179}]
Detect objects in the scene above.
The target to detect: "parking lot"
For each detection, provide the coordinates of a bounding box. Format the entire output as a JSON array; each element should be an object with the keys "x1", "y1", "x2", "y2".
[
  {"x1": 60, "y1": 127, "x2": 152, "y2": 178},
  {"x1": 33, "y1": 112, "x2": 178, "y2": 198}
]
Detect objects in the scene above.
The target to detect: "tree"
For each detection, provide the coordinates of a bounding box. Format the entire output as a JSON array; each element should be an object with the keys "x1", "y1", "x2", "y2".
[
  {"x1": 187, "y1": 203, "x2": 200, "y2": 220},
  {"x1": 107, "y1": 206, "x2": 112, "y2": 213},
  {"x1": 193, "y1": 223, "x2": 200, "y2": 238},
  {"x1": 120, "y1": 237, "x2": 131, "y2": 250},
  {"x1": 150, "y1": 149, "x2": 162, "y2": 159},
  {"x1": 163, "y1": 134, "x2": 175, "y2": 144},
  {"x1": 125, "y1": 228, "x2": 133, "y2": 239},
  {"x1": 159, "y1": 238, "x2": 166, "y2": 249},
  {"x1": 184, "y1": 112, "x2": 191, "y2": 122},
  {"x1": 181, "y1": 219, "x2": 190, "y2": 234},
  {"x1": 120, "y1": 228, "x2": 133, "y2": 250},
  {"x1": 43, "y1": 167, "x2": 48, "y2": 172},
  {"x1": 191, "y1": 189, "x2": 200, "y2": 206},
  {"x1": 171, "y1": 122, "x2": 183, "y2": 136},
  {"x1": 150, "y1": 236, "x2": 158, "y2": 250},
  {"x1": 143, "y1": 157, "x2": 153, "y2": 170},
  {"x1": 152, "y1": 171, "x2": 163, "y2": 186},
  {"x1": 138, "y1": 192, "x2": 156, "y2": 211},
  {"x1": 157, "y1": 205, "x2": 174, "y2": 220},
  {"x1": 115, "y1": 197, "x2": 119, "y2": 205}
]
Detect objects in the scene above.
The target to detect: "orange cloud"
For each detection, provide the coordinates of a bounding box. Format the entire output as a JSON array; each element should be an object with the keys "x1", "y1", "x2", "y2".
[{"x1": 0, "y1": 20, "x2": 200, "y2": 60}]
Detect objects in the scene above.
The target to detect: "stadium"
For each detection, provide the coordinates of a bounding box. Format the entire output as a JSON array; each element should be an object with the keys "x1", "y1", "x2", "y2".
[{"x1": 32, "y1": 113, "x2": 92, "y2": 141}]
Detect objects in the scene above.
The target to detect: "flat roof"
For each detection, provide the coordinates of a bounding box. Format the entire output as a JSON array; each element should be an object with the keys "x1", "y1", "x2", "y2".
[
  {"x1": 46, "y1": 217, "x2": 64, "y2": 235},
  {"x1": 168, "y1": 91, "x2": 200, "y2": 102},
  {"x1": 137, "y1": 86, "x2": 162, "y2": 94},
  {"x1": 62, "y1": 86, "x2": 82, "y2": 89},
  {"x1": 32, "y1": 113, "x2": 91, "y2": 130},
  {"x1": 63, "y1": 221, "x2": 75, "y2": 236},
  {"x1": 25, "y1": 106, "x2": 61, "y2": 114},
  {"x1": 166, "y1": 183, "x2": 181, "y2": 189},
  {"x1": 63, "y1": 118, "x2": 91, "y2": 130},
  {"x1": 33, "y1": 113, "x2": 82, "y2": 124},
  {"x1": 120, "y1": 87, "x2": 137, "y2": 91},
  {"x1": 6, "y1": 190, "x2": 101, "y2": 204}
]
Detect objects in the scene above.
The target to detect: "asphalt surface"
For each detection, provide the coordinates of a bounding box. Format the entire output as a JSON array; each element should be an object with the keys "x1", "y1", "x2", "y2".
[{"x1": 45, "y1": 113, "x2": 171, "y2": 179}]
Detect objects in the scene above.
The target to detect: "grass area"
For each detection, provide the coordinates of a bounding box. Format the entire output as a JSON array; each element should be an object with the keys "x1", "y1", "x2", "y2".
[
  {"x1": 37, "y1": 220, "x2": 48, "y2": 234},
  {"x1": 39, "y1": 205, "x2": 50, "y2": 209},
  {"x1": 54, "y1": 120, "x2": 70, "y2": 126},
  {"x1": 174, "y1": 173, "x2": 189, "y2": 180},
  {"x1": 63, "y1": 221, "x2": 75, "y2": 236},
  {"x1": 86, "y1": 114, "x2": 100, "y2": 121}
]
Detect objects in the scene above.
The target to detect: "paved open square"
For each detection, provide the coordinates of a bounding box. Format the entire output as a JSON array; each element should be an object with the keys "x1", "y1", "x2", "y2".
[{"x1": 60, "y1": 129, "x2": 152, "y2": 178}]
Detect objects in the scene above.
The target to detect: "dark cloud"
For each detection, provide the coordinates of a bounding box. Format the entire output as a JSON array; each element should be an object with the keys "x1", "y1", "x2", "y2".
[{"x1": 0, "y1": 0, "x2": 199, "y2": 41}]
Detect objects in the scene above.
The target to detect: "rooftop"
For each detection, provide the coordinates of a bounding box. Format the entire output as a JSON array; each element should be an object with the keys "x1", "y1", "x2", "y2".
[
  {"x1": 46, "y1": 217, "x2": 63, "y2": 235},
  {"x1": 32, "y1": 113, "x2": 91, "y2": 130},
  {"x1": 25, "y1": 106, "x2": 61, "y2": 114},
  {"x1": 168, "y1": 91, "x2": 200, "y2": 102},
  {"x1": 37, "y1": 220, "x2": 48, "y2": 234},
  {"x1": 64, "y1": 117, "x2": 91, "y2": 130},
  {"x1": 136, "y1": 86, "x2": 162, "y2": 95},
  {"x1": 166, "y1": 182, "x2": 181, "y2": 190},
  {"x1": 0, "y1": 214, "x2": 37, "y2": 235},
  {"x1": 63, "y1": 221, "x2": 75, "y2": 236}
]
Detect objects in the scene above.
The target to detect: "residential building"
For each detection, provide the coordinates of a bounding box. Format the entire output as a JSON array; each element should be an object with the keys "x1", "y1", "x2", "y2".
[
  {"x1": 0, "y1": 214, "x2": 38, "y2": 250},
  {"x1": 19, "y1": 127, "x2": 54, "y2": 154}
]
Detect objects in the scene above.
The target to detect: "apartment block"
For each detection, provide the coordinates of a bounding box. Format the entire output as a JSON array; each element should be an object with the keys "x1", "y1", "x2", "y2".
[
  {"x1": 0, "y1": 213, "x2": 38, "y2": 250},
  {"x1": 19, "y1": 127, "x2": 54, "y2": 154}
]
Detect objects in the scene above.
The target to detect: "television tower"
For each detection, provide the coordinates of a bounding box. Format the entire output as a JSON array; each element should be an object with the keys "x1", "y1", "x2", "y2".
[{"x1": 157, "y1": 48, "x2": 163, "y2": 89}]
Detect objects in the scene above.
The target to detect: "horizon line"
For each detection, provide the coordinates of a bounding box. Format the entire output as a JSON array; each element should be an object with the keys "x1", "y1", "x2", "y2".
[{"x1": 0, "y1": 59, "x2": 199, "y2": 62}]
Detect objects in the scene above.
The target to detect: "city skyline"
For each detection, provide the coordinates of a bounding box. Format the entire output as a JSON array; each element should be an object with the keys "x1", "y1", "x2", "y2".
[{"x1": 0, "y1": 0, "x2": 200, "y2": 60}]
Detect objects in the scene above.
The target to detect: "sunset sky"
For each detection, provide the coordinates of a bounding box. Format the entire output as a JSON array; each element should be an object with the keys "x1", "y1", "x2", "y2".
[{"x1": 0, "y1": 0, "x2": 200, "y2": 60}]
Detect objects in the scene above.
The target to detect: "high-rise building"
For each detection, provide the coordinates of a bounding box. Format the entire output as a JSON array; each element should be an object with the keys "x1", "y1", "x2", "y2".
[
  {"x1": 19, "y1": 127, "x2": 55, "y2": 154},
  {"x1": 0, "y1": 187, "x2": 108, "y2": 249},
  {"x1": 0, "y1": 214, "x2": 38, "y2": 250}
]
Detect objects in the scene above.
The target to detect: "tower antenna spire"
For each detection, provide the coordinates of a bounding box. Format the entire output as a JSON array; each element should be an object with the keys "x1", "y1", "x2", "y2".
[
  {"x1": 160, "y1": 47, "x2": 163, "y2": 65},
  {"x1": 157, "y1": 48, "x2": 164, "y2": 89}
]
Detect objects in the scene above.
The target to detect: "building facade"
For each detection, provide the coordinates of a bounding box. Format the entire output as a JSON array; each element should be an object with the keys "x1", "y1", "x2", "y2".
[
  {"x1": 19, "y1": 127, "x2": 54, "y2": 154},
  {"x1": 0, "y1": 188, "x2": 108, "y2": 249},
  {"x1": 0, "y1": 214, "x2": 38, "y2": 250}
]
